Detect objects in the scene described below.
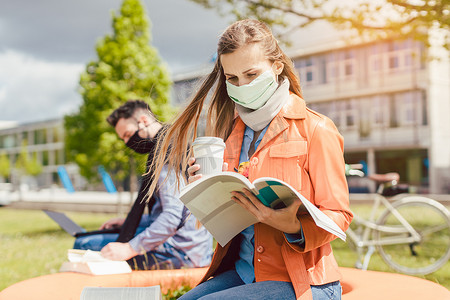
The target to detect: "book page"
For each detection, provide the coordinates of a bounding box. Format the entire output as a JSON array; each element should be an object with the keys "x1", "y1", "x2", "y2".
[
  {"x1": 61, "y1": 249, "x2": 132, "y2": 275},
  {"x1": 68, "y1": 249, "x2": 109, "y2": 262},
  {"x1": 254, "y1": 177, "x2": 346, "y2": 241},
  {"x1": 80, "y1": 286, "x2": 162, "y2": 300}
]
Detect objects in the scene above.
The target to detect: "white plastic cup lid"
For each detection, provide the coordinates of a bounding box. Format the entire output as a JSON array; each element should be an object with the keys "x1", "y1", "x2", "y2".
[
  {"x1": 192, "y1": 137, "x2": 225, "y2": 159},
  {"x1": 192, "y1": 136, "x2": 225, "y2": 147}
]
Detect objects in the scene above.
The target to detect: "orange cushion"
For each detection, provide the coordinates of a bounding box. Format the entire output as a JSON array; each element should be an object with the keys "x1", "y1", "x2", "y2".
[
  {"x1": 0, "y1": 268, "x2": 208, "y2": 300},
  {"x1": 0, "y1": 267, "x2": 449, "y2": 300},
  {"x1": 339, "y1": 267, "x2": 450, "y2": 300}
]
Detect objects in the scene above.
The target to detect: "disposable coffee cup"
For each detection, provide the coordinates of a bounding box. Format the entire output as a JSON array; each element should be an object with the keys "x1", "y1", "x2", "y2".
[{"x1": 192, "y1": 137, "x2": 226, "y2": 176}]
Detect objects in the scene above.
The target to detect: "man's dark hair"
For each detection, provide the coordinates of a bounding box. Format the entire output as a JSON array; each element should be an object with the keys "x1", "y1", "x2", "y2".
[{"x1": 107, "y1": 100, "x2": 154, "y2": 127}]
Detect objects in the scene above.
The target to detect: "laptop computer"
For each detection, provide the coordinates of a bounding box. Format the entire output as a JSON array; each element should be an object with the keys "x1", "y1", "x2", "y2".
[{"x1": 43, "y1": 210, "x2": 120, "y2": 237}]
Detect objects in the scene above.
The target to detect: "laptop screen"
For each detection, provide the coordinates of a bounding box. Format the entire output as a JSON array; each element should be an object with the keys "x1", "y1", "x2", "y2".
[{"x1": 43, "y1": 210, "x2": 86, "y2": 236}]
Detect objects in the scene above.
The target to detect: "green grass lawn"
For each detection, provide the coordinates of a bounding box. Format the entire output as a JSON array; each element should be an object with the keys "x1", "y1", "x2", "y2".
[
  {"x1": 1, "y1": 205, "x2": 449, "y2": 294},
  {"x1": 0, "y1": 208, "x2": 114, "y2": 291}
]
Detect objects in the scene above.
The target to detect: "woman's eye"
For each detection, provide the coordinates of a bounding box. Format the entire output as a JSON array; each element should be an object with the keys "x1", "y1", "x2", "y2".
[
  {"x1": 227, "y1": 77, "x2": 237, "y2": 83},
  {"x1": 247, "y1": 73, "x2": 257, "y2": 77}
]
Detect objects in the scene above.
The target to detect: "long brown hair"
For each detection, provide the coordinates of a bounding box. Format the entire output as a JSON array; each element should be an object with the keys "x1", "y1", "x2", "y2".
[{"x1": 147, "y1": 19, "x2": 302, "y2": 197}]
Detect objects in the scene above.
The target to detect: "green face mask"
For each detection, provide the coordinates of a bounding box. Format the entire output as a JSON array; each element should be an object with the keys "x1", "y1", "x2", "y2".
[{"x1": 226, "y1": 69, "x2": 278, "y2": 110}]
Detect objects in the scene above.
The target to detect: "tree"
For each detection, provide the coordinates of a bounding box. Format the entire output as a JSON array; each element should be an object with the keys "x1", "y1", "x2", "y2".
[
  {"x1": 190, "y1": 0, "x2": 449, "y2": 49},
  {"x1": 15, "y1": 143, "x2": 43, "y2": 177},
  {"x1": 64, "y1": 0, "x2": 173, "y2": 185},
  {"x1": 0, "y1": 152, "x2": 10, "y2": 180}
]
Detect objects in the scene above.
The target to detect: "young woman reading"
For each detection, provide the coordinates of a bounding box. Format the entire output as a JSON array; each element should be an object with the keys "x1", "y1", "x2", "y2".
[{"x1": 148, "y1": 19, "x2": 353, "y2": 300}]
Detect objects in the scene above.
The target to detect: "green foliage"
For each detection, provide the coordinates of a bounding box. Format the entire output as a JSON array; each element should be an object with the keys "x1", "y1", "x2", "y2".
[
  {"x1": 26, "y1": 153, "x2": 43, "y2": 177},
  {"x1": 163, "y1": 285, "x2": 191, "y2": 299},
  {"x1": 190, "y1": 0, "x2": 450, "y2": 49},
  {"x1": 0, "y1": 152, "x2": 10, "y2": 179},
  {"x1": 64, "y1": 0, "x2": 174, "y2": 182},
  {"x1": 14, "y1": 142, "x2": 43, "y2": 177}
]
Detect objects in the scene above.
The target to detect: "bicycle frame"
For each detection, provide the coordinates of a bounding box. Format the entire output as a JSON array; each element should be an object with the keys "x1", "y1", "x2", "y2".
[
  {"x1": 347, "y1": 193, "x2": 422, "y2": 249},
  {"x1": 345, "y1": 187, "x2": 425, "y2": 270}
]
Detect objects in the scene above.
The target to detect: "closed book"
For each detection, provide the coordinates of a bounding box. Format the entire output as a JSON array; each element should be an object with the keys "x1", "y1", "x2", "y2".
[{"x1": 80, "y1": 286, "x2": 162, "y2": 300}]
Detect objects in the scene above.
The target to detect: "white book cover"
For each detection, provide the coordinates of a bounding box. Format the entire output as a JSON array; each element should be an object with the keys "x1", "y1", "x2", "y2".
[{"x1": 80, "y1": 286, "x2": 162, "y2": 300}]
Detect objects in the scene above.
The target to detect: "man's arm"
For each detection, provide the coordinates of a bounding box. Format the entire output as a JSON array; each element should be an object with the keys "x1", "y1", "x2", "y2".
[
  {"x1": 127, "y1": 165, "x2": 186, "y2": 254},
  {"x1": 101, "y1": 165, "x2": 185, "y2": 261}
]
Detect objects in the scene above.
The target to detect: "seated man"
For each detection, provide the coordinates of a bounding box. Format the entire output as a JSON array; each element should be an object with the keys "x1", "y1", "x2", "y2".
[{"x1": 74, "y1": 100, "x2": 213, "y2": 270}]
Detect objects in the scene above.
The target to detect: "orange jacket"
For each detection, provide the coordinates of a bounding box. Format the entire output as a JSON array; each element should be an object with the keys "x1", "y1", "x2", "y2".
[{"x1": 199, "y1": 93, "x2": 353, "y2": 299}]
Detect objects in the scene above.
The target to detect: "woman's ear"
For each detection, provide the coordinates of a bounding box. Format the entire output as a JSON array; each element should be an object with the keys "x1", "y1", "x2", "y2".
[{"x1": 273, "y1": 61, "x2": 284, "y2": 76}]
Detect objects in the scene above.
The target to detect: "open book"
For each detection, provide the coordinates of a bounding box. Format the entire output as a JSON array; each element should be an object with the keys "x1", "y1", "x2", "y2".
[
  {"x1": 180, "y1": 172, "x2": 346, "y2": 246},
  {"x1": 59, "y1": 249, "x2": 132, "y2": 275},
  {"x1": 80, "y1": 286, "x2": 161, "y2": 300}
]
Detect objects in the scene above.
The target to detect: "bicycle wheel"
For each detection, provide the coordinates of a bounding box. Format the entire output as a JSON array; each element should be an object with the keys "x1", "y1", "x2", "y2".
[{"x1": 374, "y1": 196, "x2": 450, "y2": 275}]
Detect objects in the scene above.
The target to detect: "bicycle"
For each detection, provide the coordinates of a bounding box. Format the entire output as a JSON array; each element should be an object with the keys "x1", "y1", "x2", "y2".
[{"x1": 345, "y1": 165, "x2": 450, "y2": 275}]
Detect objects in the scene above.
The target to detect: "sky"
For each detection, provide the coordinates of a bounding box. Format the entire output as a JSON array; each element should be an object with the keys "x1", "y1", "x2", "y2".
[
  {"x1": 0, "y1": 0, "x2": 231, "y2": 124},
  {"x1": 0, "y1": 0, "x2": 348, "y2": 126}
]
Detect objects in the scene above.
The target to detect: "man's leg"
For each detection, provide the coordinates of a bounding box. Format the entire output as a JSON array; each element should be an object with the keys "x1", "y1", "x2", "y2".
[
  {"x1": 127, "y1": 242, "x2": 193, "y2": 270},
  {"x1": 73, "y1": 233, "x2": 119, "y2": 251}
]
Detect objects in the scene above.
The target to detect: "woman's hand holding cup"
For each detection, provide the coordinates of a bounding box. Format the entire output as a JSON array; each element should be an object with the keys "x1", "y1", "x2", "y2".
[
  {"x1": 187, "y1": 157, "x2": 229, "y2": 184},
  {"x1": 187, "y1": 157, "x2": 202, "y2": 184},
  {"x1": 188, "y1": 137, "x2": 227, "y2": 184}
]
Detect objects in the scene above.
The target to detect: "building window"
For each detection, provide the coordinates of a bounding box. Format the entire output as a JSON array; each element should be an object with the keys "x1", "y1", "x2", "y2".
[
  {"x1": 325, "y1": 50, "x2": 355, "y2": 82},
  {"x1": 297, "y1": 57, "x2": 317, "y2": 86},
  {"x1": 3, "y1": 135, "x2": 15, "y2": 148},
  {"x1": 34, "y1": 129, "x2": 46, "y2": 145},
  {"x1": 387, "y1": 41, "x2": 401, "y2": 71},
  {"x1": 344, "y1": 99, "x2": 358, "y2": 130},
  {"x1": 326, "y1": 52, "x2": 339, "y2": 83},
  {"x1": 56, "y1": 149, "x2": 65, "y2": 165},
  {"x1": 308, "y1": 102, "x2": 329, "y2": 117},
  {"x1": 42, "y1": 151, "x2": 49, "y2": 166},
  {"x1": 371, "y1": 96, "x2": 389, "y2": 127},
  {"x1": 369, "y1": 40, "x2": 421, "y2": 74},
  {"x1": 404, "y1": 52, "x2": 413, "y2": 67},
  {"x1": 389, "y1": 94, "x2": 399, "y2": 128},
  {"x1": 399, "y1": 91, "x2": 423, "y2": 126},
  {"x1": 388, "y1": 56, "x2": 399, "y2": 69},
  {"x1": 343, "y1": 50, "x2": 355, "y2": 77},
  {"x1": 327, "y1": 101, "x2": 342, "y2": 129},
  {"x1": 369, "y1": 44, "x2": 381, "y2": 74},
  {"x1": 53, "y1": 126, "x2": 63, "y2": 143},
  {"x1": 421, "y1": 90, "x2": 428, "y2": 126}
]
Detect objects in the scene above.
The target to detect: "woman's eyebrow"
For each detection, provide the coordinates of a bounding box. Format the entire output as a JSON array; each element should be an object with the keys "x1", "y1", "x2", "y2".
[{"x1": 224, "y1": 67, "x2": 258, "y2": 76}]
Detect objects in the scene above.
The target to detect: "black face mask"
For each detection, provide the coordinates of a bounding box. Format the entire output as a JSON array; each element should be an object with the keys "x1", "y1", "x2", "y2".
[{"x1": 125, "y1": 130, "x2": 157, "y2": 154}]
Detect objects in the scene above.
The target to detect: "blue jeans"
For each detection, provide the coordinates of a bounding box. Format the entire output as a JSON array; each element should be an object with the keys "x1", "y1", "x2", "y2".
[
  {"x1": 73, "y1": 222, "x2": 149, "y2": 251},
  {"x1": 73, "y1": 227, "x2": 192, "y2": 270},
  {"x1": 179, "y1": 269, "x2": 341, "y2": 300},
  {"x1": 73, "y1": 233, "x2": 119, "y2": 251}
]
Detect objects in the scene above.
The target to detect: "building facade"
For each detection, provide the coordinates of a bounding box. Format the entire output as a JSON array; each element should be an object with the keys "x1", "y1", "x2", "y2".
[
  {"x1": 171, "y1": 38, "x2": 450, "y2": 194},
  {"x1": 0, "y1": 119, "x2": 84, "y2": 190},
  {"x1": 2, "y1": 37, "x2": 448, "y2": 194}
]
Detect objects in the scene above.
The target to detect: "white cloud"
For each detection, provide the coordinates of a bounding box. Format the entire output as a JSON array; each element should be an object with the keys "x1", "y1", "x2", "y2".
[{"x1": 0, "y1": 50, "x2": 84, "y2": 122}]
